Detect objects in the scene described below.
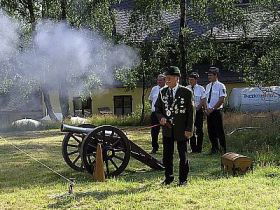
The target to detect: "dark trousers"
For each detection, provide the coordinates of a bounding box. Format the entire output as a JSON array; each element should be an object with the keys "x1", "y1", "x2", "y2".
[
  {"x1": 207, "y1": 109, "x2": 226, "y2": 152},
  {"x1": 190, "y1": 109, "x2": 204, "y2": 153},
  {"x1": 162, "y1": 134, "x2": 189, "y2": 182},
  {"x1": 151, "y1": 112, "x2": 160, "y2": 150}
]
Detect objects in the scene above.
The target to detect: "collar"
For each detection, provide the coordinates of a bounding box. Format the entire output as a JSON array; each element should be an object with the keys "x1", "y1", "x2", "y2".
[
  {"x1": 169, "y1": 83, "x2": 179, "y2": 92},
  {"x1": 211, "y1": 80, "x2": 218, "y2": 85},
  {"x1": 192, "y1": 84, "x2": 198, "y2": 89}
]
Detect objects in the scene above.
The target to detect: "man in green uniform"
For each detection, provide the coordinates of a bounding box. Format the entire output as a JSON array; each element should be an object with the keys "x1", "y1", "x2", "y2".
[{"x1": 155, "y1": 66, "x2": 195, "y2": 186}]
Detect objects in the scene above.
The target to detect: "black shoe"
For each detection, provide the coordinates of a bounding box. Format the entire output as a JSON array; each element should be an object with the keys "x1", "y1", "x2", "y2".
[
  {"x1": 150, "y1": 149, "x2": 158, "y2": 154},
  {"x1": 178, "y1": 181, "x2": 188, "y2": 186},
  {"x1": 161, "y1": 177, "x2": 174, "y2": 185}
]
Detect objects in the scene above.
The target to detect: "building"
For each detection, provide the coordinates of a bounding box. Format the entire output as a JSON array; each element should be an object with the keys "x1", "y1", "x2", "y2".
[{"x1": 0, "y1": 90, "x2": 44, "y2": 129}]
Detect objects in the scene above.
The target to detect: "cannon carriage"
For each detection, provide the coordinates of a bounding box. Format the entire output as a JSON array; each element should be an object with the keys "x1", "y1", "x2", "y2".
[{"x1": 61, "y1": 124, "x2": 164, "y2": 177}]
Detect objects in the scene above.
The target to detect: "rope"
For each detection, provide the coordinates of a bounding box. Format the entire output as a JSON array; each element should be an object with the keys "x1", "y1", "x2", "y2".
[
  {"x1": 0, "y1": 135, "x2": 73, "y2": 185},
  {"x1": 136, "y1": 124, "x2": 161, "y2": 131}
]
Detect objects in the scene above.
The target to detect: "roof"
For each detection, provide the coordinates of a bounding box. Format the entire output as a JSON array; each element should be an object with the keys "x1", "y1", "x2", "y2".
[
  {"x1": 111, "y1": 0, "x2": 135, "y2": 10},
  {"x1": 112, "y1": 0, "x2": 280, "y2": 42}
]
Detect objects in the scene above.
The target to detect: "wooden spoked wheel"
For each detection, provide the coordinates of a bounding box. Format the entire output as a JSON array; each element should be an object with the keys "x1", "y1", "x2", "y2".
[
  {"x1": 81, "y1": 125, "x2": 131, "y2": 177},
  {"x1": 62, "y1": 124, "x2": 95, "y2": 172}
]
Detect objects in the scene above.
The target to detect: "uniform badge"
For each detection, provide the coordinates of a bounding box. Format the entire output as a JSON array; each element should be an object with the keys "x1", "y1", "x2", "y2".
[{"x1": 166, "y1": 110, "x2": 171, "y2": 117}]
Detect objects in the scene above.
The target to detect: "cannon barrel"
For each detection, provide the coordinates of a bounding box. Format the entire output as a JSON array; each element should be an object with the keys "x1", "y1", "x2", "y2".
[{"x1": 61, "y1": 124, "x2": 94, "y2": 134}]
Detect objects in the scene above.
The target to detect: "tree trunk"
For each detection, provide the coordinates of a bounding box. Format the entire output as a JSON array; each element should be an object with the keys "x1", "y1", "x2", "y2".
[
  {"x1": 140, "y1": 68, "x2": 146, "y2": 125},
  {"x1": 40, "y1": 0, "x2": 61, "y2": 122},
  {"x1": 59, "y1": 82, "x2": 70, "y2": 119},
  {"x1": 25, "y1": 0, "x2": 58, "y2": 122},
  {"x1": 179, "y1": 0, "x2": 187, "y2": 86},
  {"x1": 42, "y1": 88, "x2": 59, "y2": 122},
  {"x1": 41, "y1": 0, "x2": 50, "y2": 18},
  {"x1": 59, "y1": 0, "x2": 70, "y2": 119},
  {"x1": 108, "y1": 1, "x2": 117, "y2": 37},
  {"x1": 60, "y1": 0, "x2": 67, "y2": 20},
  {"x1": 26, "y1": 0, "x2": 36, "y2": 30}
]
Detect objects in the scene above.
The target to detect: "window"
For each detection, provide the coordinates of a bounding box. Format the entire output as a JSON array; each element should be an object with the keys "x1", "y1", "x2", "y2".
[
  {"x1": 73, "y1": 96, "x2": 92, "y2": 117},
  {"x1": 114, "y1": 95, "x2": 132, "y2": 115}
]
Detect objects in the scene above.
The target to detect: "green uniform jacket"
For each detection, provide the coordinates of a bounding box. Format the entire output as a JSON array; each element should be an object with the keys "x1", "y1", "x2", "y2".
[{"x1": 155, "y1": 85, "x2": 195, "y2": 141}]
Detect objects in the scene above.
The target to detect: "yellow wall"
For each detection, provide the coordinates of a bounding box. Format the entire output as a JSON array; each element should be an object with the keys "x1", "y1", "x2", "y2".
[
  {"x1": 47, "y1": 82, "x2": 247, "y2": 116},
  {"x1": 91, "y1": 87, "x2": 151, "y2": 114}
]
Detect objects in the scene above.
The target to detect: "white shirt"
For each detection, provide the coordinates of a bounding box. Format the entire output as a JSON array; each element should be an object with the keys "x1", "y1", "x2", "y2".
[
  {"x1": 206, "y1": 80, "x2": 227, "y2": 109},
  {"x1": 187, "y1": 84, "x2": 206, "y2": 108},
  {"x1": 168, "y1": 83, "x2": 179, "y2": 98},
  {"x1": 149, "y1": 85, "x2": 161, "y2": 112}
]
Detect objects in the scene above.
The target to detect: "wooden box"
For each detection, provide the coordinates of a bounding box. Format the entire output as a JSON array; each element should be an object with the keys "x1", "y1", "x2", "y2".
[{"x1": 221, "y1": 152, "x2": 253, "y2": 175}]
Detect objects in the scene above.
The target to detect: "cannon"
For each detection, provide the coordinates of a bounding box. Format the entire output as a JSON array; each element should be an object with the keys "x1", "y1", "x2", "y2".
[{"x1": 61, "y1": 124, "x2": 164, "y2": 177}]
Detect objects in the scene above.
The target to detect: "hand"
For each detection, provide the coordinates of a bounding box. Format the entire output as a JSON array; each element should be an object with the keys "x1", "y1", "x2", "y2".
[
  {"x1": 160, "y1": 118, "x2": 167, "y2": 126},
  {"x1": 185, "y1": 131, "x2": 193, "y2": 139},
  {"x1": 205, "y1": 108, "x2": 214, "y2": 115}
]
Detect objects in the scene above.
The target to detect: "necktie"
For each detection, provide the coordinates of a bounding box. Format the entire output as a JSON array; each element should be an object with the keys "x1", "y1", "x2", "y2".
[
  {"x1": 191, "y1": 86, "x2": 194, "y2": 93},
  {"x1": 208, "y1": 83, "x2": 213, "y2": 104},
  {"x1": 168, "y1": 88, "x2": 173, "y2": 106}
]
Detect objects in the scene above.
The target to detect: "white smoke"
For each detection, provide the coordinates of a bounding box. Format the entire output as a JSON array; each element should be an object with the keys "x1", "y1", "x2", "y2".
[
  {"x1": 1, "y1": 12, "x2": 139, "y2": 98},
  {"x1": 0, "y1": 10, "x2": 19, "y2": 62}
]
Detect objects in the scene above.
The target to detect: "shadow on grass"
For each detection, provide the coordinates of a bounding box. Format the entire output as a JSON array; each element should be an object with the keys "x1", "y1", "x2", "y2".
[
  {"x1": 47, "y1": 183, "x2": 156, "y2": 209},
  {"x1": 0, "y1": 152, "x2": 225, "y2": 191},
  {"x1": 46, "y1": 155, "x2": 226, "y2": 209},
  {"x1": 0, "y1": 129, "x2": 63, "y2": 141}
]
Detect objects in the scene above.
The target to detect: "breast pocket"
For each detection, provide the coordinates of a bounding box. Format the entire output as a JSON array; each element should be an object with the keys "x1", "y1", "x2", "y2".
[
  {"x1": 205, "y1": 90, "x2": 210, "y2": 98},
  {"x1": 212, "y1": 90, "x2": 219, "y2": 97}
]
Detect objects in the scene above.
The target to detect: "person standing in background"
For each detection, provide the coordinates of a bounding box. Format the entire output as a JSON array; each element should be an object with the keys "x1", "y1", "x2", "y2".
[
  {"x1": 187, "y1": 72, "x2": 206, "y2": 153},
  {"x1": 148, "y1": 74, "x2": 166, "y2": 154},
  {"x1": 205, "y1": 67, "x2": 227, "y2": 154}
]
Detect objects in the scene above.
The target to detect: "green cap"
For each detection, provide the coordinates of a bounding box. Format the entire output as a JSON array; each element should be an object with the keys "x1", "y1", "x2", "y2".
[{"x1": 164, "y1": 66, "x2": 181, "y2": 77}]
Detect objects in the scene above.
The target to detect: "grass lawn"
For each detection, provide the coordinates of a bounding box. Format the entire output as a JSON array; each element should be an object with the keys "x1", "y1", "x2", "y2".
[{"x1": 0, "y1": 127, "x2": 280, "y2": 210}]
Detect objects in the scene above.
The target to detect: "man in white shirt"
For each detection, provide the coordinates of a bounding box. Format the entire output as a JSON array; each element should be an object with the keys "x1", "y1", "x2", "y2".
[
  {"x1": 205, "y1": 67, "x2": 227, "y2": 154},
  {"x1": 148, "y1": 74, "x2": 166, "y2": 154},
  {"x1": 187, "y1": 72, "x2": 206, "y2": 153}
]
